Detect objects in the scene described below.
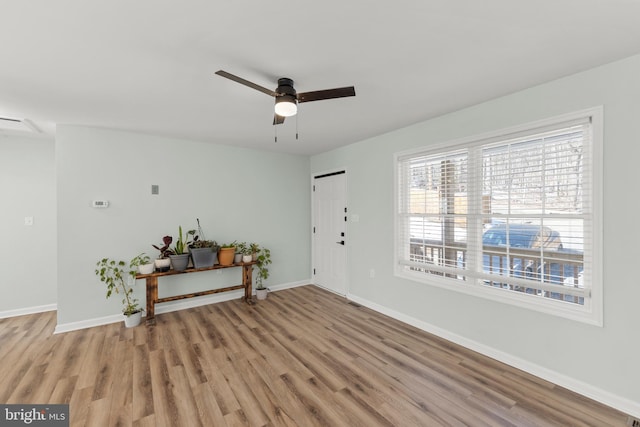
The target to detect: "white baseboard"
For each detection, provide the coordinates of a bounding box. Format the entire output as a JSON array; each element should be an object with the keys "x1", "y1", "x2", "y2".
[
  {"x1": 346, "y1": 291, "x2": 640, "y2": 419},
  {"x1": 54, "y1": 314, "x2": 123, "y2": 334},
  {"x1": 0, "y1": 303, "x2": 56, "y2": 319},
  {"x1": 257, "y1": 279, "x2": 309, "y2": 293},
  {"x1": 54, "y1": 280, "x2": 310, "y2": 334}
]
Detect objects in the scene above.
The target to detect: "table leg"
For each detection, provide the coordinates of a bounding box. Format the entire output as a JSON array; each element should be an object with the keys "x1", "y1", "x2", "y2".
[
  {"x1": 243, "y1": 264, "x2": 255, "y2": 304},
  {"x1": 146, "y1": 276, "x2": 158, "y2": 323}
]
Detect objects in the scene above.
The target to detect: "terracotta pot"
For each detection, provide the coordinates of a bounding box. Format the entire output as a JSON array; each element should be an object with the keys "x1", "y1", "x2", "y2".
[{"x1": 218, "y1": 247, "x2": 235, "y2": 266}]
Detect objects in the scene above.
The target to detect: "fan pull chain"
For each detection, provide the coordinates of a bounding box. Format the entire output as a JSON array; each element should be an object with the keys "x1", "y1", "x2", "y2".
[
  {"x1": 274, "y1": 122, "x2": 278, "y2": 143},
  {"x1": 296, "y1": 113, "x2": 299, "y2": 140}
]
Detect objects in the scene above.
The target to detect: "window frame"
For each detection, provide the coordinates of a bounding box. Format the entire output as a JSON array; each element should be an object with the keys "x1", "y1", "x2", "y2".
[{"x1": 393, "y1": 107, "x2": 603, "y2": 326}]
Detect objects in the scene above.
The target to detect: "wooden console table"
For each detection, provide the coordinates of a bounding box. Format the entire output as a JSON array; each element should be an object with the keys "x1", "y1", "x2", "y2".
[{"x1": 136, "y1": 261, "x2": 256, "y2": 323}]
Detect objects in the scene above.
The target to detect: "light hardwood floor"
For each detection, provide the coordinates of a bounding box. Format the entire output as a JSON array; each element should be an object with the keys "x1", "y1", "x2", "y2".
[{"x1": 0, "y1": 285, "x2": 630, "y2": 426}]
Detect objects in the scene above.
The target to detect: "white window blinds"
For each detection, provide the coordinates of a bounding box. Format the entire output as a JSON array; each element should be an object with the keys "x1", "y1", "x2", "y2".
[{"x1": 396, "y1": 111, "x2": 599, "y2": 318}]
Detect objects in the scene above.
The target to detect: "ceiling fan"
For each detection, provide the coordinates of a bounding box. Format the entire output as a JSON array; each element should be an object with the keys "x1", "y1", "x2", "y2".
[{"x1": 215, "y1": 70, "x2": 356, "y2": 125}]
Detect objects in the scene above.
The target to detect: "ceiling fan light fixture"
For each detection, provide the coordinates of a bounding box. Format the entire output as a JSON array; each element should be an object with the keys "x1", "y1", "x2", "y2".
[{"x1": 274, "y1": 95, "x2": 297, "y2": 117}]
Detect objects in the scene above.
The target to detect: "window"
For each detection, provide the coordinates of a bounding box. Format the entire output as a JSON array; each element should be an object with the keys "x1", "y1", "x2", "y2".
[{"x1": 395, "y1": 108, "x2": 602, "y2": 325}]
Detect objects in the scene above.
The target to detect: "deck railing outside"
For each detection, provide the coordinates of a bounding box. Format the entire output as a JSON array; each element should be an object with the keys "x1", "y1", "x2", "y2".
[{"x1": 409, "y1": 239, "x2": 584, "y2": 304}]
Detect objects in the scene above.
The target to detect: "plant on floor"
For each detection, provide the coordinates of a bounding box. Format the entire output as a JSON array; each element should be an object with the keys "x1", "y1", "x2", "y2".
[
  {"x1": 95, "y1": 257, "x2": 143, "y2": 316},
  {"x1": 255, "y1": 247, "x2": 272, "y2": 290}
]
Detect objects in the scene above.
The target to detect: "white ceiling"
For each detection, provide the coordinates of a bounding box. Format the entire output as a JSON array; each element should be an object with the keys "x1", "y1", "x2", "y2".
[{"x1": 2, "y1": 1, "x2": 640, "y2": 155}]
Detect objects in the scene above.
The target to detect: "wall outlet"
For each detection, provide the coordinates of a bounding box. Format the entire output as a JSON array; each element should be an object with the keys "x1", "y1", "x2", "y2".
[
  {"x1": 369, "y1": 269, "x2": 375, "y2": 278},
  {"x1": 92, "y1": 200, "x2": 109, "y2": 208},
  {"x1": 24, "y1": 216, "x2": 34, "y2": 226},
  {"x1": 627, "y1": 416, "x2": 640, "y2": 427}
]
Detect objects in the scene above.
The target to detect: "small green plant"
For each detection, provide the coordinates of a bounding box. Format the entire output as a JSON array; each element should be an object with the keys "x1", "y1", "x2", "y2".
[
  {"x1": 95, "y1": 257, "x2": 143, "y2": 316},
  {"x1": 249, "y1": 243, "x2": 260, "y2": 254},
  {"x1": 255, "y1": 247, "x2": 272, "y2": 290},
  {"x1": 130, "y1": 252, "x2": 151, "y2": 268},
  {"x1": 235, "y1": 241, "x2": 250, "y2": 255},
  {"x1": 173, "y1": 226, "x2": 196, "y2": 255}
]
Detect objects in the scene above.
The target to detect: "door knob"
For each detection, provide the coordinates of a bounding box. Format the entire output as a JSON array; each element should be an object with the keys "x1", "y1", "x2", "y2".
[{"x1": 336, "y1": 240, "x2": 345, "y2": 245}]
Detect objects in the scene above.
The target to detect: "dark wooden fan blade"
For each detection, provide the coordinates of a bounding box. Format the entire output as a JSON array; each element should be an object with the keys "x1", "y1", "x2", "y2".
[
  {"x1": 215, "y1": 70, "x2": 278, "y2": 97},
  {"x1": 297, "y1": 86, "x2": 355, "y2": 103},
  {"x1": 273, "y1": 114, "x2": 285, "y2": 125}
]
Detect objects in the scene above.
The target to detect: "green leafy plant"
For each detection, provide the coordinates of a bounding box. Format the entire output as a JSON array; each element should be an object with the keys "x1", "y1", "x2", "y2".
[
  {"x1": 95, "y1": 257, "x2": 143, "y2": 316},
  {"x1": 130, "y1": 252, "x2": 151, "y2": 268},
  {"x1": 190, "y1": 238, "x2": 218, "y2": 249},
  {"x1": 255, "y1": 247, "x2": 272, "y2": 290},
  {"x1": 189, "y1": 218, "x2": 218, "y2": 249},
  {"x1": 249, "y1": 243, "x2": 260, "y2": 255},
  {"x1": 173, "y1": 226, "x2": 196, "y2": 255},
  {"x1": 235, "y1": 241, "x2": 250, "y2": 255}
]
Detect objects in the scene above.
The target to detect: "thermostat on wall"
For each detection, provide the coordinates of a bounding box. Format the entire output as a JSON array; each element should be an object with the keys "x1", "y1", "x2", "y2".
[{"x1": 92, "y1": 200, "x2": 109, "y2": 208}]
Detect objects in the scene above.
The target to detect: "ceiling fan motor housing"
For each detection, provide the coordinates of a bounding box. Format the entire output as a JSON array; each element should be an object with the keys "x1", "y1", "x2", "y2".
[{"x1": 277, "y1": 78, "x2": 297, "y2": 98}]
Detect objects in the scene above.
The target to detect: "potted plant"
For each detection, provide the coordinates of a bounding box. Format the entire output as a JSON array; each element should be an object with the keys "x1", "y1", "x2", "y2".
[
  {"x1": 152, "y1": 235, "x2": 173, "y2": 272},
  {"x1": 218, "y1": 242, "x2": 236, "y2": 266},
  {"x1": 131, "y1": 252, "x2": 154, "y2": 275},
  {"x1": 255, "y1": 247, "x2": 272, "y2": 300},
  {"x1": 234, "y1": 241, "x2": 247, "y2": 264},
  {"x1": 241, "y1": 245, "x2": 253, "y2": 263},
  {"x1": 190, "y1": 238, "x2": 219, "y2": 268},
  {"x1": 188, "y1": 218, "x2": 219, "y2": 268},
  {"x1": 95, "y1": 256, "x2": 145, "y2": 327},
  {"x1": 249, "y1": 243, "x2": 260, "y2": 261},
  {"x1": 169, "y1": 226, "x2": 194, "y2": 271}
]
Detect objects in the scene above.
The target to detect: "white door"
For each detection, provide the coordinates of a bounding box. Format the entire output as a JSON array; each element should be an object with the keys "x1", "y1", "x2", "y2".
[{"x1": 312, "y1": 171, "x2": 347, "y2": 295}]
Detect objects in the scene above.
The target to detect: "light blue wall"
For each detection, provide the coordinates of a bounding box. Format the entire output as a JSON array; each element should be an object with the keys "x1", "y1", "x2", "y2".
[
  {"x1": 4, "y1": 52, "x2": 639, "y2": 413},
  {"x1": 311, "y1": 54, "x2": 640, "y2": 408},
  {"x1": 56, "y1": 126, "x2": 310, "y2": 324},
  {"x1": 0, "y1": 135, "x2": 57, "y2": 312}
]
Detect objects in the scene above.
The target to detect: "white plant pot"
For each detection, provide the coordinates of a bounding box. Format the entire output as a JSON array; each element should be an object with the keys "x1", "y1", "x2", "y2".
[
  {"x1": 123, "y1": 311, "x2": 143, "y2": 328},
  {"x1": 234, "y1": 253, "x2": 243, "y2": 264},
  {"x1": 242, "y1": 254, "x2": 253, "y2": 263},
  {"x1": 138, "y1": 263, "x2": 154, "y2": 275},
  {"x1": 256, "y1": 288, "x2": 268, "y2": 300},
  {"x1": 154, "y1": 258, "x2": 171, "y2": 272}
]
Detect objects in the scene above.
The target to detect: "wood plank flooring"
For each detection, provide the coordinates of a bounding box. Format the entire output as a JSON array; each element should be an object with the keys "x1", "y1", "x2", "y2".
[{"x1": 0, "y1": 285, "x2": 630, "y2": 426}]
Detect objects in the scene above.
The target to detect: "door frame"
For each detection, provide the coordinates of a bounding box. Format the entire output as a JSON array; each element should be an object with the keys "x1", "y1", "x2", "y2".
[{"x1": 311, "y1": 168, "x2": 348, "y2": 296}]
